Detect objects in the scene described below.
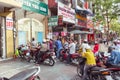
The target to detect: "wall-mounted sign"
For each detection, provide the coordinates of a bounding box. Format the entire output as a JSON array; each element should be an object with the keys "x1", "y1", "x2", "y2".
[
  {"x1": 22, "y1": 0, "x2": 48, "y2": 15},
  {"x1": 48, "y1": 16, "x2": 58, "y2": 27},
  {"x1": 58, "y1": 2, "x2": 75, "y2": 24},
  {"x1": 6, "y1": 17, "x2": 13, "y2": 30},
  {"x1": 76, "y1": 14, "x2": 87, "y2": 21},
  {"x1": 87, "y1": 19, "x2": 94, "y2": 29},
  {"x1": 58, "y1": 15, "x2": 63, "y2": 25},
  {"x1": 77, "y1": 19, "x2": 86, "y2": 27}
]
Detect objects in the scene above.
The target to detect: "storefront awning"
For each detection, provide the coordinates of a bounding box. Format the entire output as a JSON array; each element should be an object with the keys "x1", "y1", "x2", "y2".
[
  {"x1": 75, "y1": 8, "x2": 94, "y2": 16},
  {"x1": 70, "y1": 30, "x2": 93, "y2": 34}
]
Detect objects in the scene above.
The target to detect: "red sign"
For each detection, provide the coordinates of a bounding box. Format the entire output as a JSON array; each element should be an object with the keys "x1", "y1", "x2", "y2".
[
  {"x1": 6, "y1": 17, "x2": 13, "y2": 30},
  {"x1": 78, "y1": 19, "x2": 87, "y2": 27},
  {"x1": 87, "y1": 19, "x2": 94, "y2": 29},
  {"x1": 58, "y1": 15, "x2": 63, "y2": 25}
]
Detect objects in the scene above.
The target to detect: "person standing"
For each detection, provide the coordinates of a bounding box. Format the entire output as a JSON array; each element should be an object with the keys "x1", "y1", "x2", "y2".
[
  {"x1": 55, "y1": 38, "x2": 63, "y2": 59},
  {"x1": 67, "y1": 39, "x2": 76, "y2": 64}
]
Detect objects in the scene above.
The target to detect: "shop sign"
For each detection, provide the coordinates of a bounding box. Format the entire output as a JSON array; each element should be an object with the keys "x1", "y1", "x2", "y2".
[
  {"x1": 58, "y1": 2, "x2": 75, "y2": 24},
  {"x1": 58, "y1": 15, "x2": 63, "y2": 25},
  {"x1": 77, "y1": 19, "x2": 86, "y2": 27},
  {"x1": 48, "y1": 16, "x2": 58, "y2": 27},
  {"x1": 22, "y1": 0, "x2": 48, "y2": 15},
  {"x1": 87, "y1": 19, "x2": 94, "y2": 29},
  {"x1": 76, "y1": 14, "x2": 87, "y2": 21},
  {"x1": 6, "y1": 17, "x2": 13, "y2": 30}
]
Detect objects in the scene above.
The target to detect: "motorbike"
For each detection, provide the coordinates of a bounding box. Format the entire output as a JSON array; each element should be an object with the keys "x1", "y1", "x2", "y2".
[
  {"x1": 37, "y1": 50, "x2": 55, "y2": 66},
  {"x1": 18, "y1": 45, "x2": 40, "y2": 62},
  {"x1": 77, "y1": 57, "x2": 113, "y2": 80},
  {"x1": 96, "y1": 51, "x2": 120, "y2": 80},
  {"x1": 0, "y1": 66, "x2": 41, "y2": 80},
  {"x1": 59, "y1": 49, "x2": 80, "y2": 64}
]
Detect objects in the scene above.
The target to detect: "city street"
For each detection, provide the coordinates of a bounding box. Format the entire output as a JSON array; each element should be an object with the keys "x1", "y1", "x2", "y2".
[
  {"x1": 0, "y1": 43, "x2": 120, "y2": 80},
  {"x1": 0, "y1": 59, "x2": 80, "y2": 80}
]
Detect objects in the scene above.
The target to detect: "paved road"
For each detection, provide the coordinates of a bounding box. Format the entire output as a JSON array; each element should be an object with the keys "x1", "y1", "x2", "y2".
[{"x1": 0, "y1": 59, "x2": 80, "y2": 80}]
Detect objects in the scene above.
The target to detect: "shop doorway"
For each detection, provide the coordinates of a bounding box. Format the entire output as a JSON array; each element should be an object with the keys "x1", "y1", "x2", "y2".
[
  {"x1": 36, "y1": 32, "x2": 43, "y2": 43},
  {"x1": 18, "y1": 31, "x2": 27, "y2": 45}
]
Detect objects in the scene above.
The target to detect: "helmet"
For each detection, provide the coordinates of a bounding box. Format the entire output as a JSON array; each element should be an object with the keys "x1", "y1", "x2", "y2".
[{"x1": 43, "y1": 39, "x2": 46, "y2": 42}]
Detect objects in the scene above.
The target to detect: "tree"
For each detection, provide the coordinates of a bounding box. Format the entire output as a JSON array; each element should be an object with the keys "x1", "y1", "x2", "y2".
[
  {"x1": 110, "y1": 19, "x2": 120, "y2": 35},
  {"x1": 91, "y1": 0, "x2": 120, "y2": 43}
]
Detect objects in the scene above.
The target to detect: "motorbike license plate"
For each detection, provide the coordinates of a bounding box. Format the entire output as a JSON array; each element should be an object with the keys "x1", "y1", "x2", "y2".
[{"x1": 105, "y1": 75, "x2": 113, "y2": 80}]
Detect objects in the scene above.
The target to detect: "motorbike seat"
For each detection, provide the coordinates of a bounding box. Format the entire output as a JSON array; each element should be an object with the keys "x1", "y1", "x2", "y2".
[
  {"x1": 90, "y1": 66, "x2": 105, "y2": 71},
  {"x1": 9, "y1": 68, "x2": 38, "y2": 80},
  {"x1": 110, "y1": 64, "x2": 120, "y2": 68}
]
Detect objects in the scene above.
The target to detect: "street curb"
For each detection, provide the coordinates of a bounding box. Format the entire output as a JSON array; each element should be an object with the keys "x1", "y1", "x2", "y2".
[{"x1": 0, "y1": 58, "x2": 13, "y2": 62}]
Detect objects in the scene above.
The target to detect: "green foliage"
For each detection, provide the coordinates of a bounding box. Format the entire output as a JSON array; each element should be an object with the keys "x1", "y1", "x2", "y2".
[
  {"x1": 110, "y1": 19, "x2": 120, "y2": 34},
  {"x1": 92, "y1": 0, "x2": 120, "y2": 25}
]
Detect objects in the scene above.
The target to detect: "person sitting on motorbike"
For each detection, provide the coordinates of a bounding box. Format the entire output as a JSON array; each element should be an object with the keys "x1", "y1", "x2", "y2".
[
  {"x1": 81, "y1": 39, "x2": 90, "y2": 53},
  {"x1": 81, "y1": 45, "x2": 96, "y2": 80},
  {"x1": 106, "y1": 46, "x2": 120, "y2": 66},
  {"x1": 35, "y1": 39, "x2": 49, "y2": 64},
  {"x1": 67, "y1": 39, "x2": 76, "y2": 65},
  {"x1": 63, "y1": 39, "x2": 69, "y2": 53},
  {"x1": 92, "y1": 41, "x2": 99, "y2": 56}
]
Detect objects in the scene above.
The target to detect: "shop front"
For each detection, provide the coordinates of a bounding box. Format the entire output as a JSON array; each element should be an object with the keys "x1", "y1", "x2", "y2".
[
  {"x1": 0, "y1": 0, "x2": 21, "y2": 58},
  {"x1": 48, "y1": 1, "x2": 75, "y2": 40},
  {"x1": 0, "y1": 0, "x2": 48, "y2": 59}
]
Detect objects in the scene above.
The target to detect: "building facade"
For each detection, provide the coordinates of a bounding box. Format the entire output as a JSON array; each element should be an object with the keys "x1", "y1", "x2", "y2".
[{"x1": 0, "y1": 0, "x2": 48, "y2": 59}]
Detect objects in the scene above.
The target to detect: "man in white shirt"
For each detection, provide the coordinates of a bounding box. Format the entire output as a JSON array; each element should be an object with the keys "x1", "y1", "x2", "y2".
[{"x1": 67, "y1": 39, "x2": 76, "y2": 64}]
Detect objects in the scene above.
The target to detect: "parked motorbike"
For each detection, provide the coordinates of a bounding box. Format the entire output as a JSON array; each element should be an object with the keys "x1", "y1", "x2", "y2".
[
  {"x1": 77, "y1": 57, "x2": 113, "y2": 80},
  {"x1": 18, "y1": 45, "x2": 40, "y2": 62},
  {"x1": 0, "y1": 66, "x2": 41, "y2": 80},
  {"x1": 59, "y1": 49, "x2": 80, "y2": 64},
  {"x1": 37, "y1": 50, "x2": 55, "y2": 66}
]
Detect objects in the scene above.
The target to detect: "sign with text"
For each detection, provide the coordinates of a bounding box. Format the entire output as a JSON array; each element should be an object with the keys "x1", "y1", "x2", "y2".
[
  {"x1": 48, "y1": 16, "x2": 58, "y2": 27},
  {"x1": 22, "y1": 0, "x2": 48, "y2": 15},
  {"x1": 58, "y1": 2, "x2": 75, "y2": 24},
  {"x1": 77, "y1": 19, "x2": 87, "y2": 27},
  {"x1": 6, "y1": 17, "x2": 13, "y2": 30}
]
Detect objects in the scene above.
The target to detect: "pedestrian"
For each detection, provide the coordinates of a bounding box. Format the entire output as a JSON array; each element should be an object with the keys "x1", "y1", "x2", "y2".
[
  {"x1": 103, "y1": 37, "x2": 106, "y2": 45},
  {"x1": 67, "y1": 39, "x2": 76, "y2": 64},
  {"x1": 55, "y1": 38, "x2": 63, "y2": 59}
]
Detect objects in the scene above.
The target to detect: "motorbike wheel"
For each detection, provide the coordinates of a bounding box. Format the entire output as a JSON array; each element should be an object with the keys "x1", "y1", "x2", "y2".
[
  {"x1": 59, "y1": 56, "x2": 64, "y2": 62},
  {"x1": 33, "y1": 76, "x2": 41, "y2": 80},
  {"x1": 48, "y1": 57, "x2": 55, "y2": 66},
  {"x1": 77, "y1": 65, "x2": 83, "y2": 77}
]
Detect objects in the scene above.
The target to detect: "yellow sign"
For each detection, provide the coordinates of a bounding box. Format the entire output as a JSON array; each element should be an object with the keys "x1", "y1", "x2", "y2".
[{"x1": 76, "y1": 14, "x2": 87, "y2": 21}]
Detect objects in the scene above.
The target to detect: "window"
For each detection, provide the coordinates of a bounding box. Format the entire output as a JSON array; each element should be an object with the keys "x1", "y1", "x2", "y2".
[{"x1": 77, "y1": 0, "x2": 83, "y2": 8}]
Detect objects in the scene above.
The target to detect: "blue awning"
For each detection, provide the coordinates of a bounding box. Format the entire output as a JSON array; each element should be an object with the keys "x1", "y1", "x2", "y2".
[{"x1": 75, "y1": 8, "x2": 94, "y2": 16}]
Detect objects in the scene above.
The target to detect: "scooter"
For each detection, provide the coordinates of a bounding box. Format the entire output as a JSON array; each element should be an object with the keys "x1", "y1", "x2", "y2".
[
  {"x1": 37, "y1": 50, "x2": 55, "y2": 66},
  {"x1": 96, "y1": 51, "x2": 120, "y2": 80},
  {"x1": 0, "y1": 66, "x2": 41, "y2": 80},
  {"x1": 77, "y1": 57, "x2": 113, "y2": 80},
  {"x1": 59, "y1": 49, "x2": 80, "y2": 64}
]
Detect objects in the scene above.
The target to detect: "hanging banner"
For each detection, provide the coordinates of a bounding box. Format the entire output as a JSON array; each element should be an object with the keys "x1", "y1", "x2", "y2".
[
  {"x1": 22, "y1": 0, "x2": 48, "y2": 15},
  {"x1": 58, "y1": 2, "x2": 75, "y2": 24},
  {"x1": 6, "y1": 17, "x2": 13, "y2": 30}
]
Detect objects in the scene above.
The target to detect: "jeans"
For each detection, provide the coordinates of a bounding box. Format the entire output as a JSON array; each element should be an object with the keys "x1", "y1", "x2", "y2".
[
  {"x1": 57, "y1": 48, "x2": 62, "y2": 59},
  {"x1": 81, "y1": 65, "x2": 94, "y2": 80},
  {"x1": 67, "y1": 54, "x2": 72, "y2": 64}
]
